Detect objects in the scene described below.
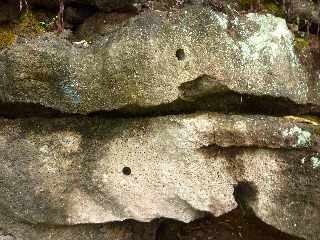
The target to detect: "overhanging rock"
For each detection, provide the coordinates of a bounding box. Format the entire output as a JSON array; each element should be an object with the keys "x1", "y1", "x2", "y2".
[
  {"x1": 0, "y1": 113, "x2": 319, "y2": 239},
  {"x1": 0, "y1": 6, "x2": 316, "y2": 114}
]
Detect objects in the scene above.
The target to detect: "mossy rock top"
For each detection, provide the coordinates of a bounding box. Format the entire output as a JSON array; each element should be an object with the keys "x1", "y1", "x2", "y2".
[{"x1": 0, "y1": 6, "x2": 315, "y2": 113}]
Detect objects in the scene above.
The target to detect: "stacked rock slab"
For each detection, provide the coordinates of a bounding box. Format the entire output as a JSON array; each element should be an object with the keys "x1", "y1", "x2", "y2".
[
  {"x1": 0, "y1": 6, "x2": 318, "y2": 113},
  {"x1": 0, "y1": 4, "x2": 320, "y2": 240},
  {"x1": 0, "y1": 114, "x2": 320, "y2": 239}
]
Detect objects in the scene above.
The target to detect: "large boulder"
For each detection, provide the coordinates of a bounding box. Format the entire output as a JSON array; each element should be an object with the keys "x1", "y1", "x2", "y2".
[
  {"x1": 0, "y1": 113, "x2": 319, "y2": 239},
  {"x1": 0, "y1": 6, "x2": 315, "y2": 114}
]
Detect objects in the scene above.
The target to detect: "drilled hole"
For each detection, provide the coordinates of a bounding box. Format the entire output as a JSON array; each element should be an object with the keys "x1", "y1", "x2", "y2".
[
  {"x1": 122, "y1": 167, "x2": 131, "y2": 175},
  {"x1": 176, "y1": 48, "x2": 185, "y2": 60}
]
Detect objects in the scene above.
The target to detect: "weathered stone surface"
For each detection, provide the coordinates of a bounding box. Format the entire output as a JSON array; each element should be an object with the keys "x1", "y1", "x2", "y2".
[
  {"x1": 0, "y1": 6, "x2": 314, "y2": 113},
  {"x1": 0, "y1": 209, "x2": 158, "y2": 240},
  {"x1": 0, "y1": 113, "x2": 319, "y2": 239},
  {"x1": 216, "y1": 147, "x2": 320, "y2": 240}
]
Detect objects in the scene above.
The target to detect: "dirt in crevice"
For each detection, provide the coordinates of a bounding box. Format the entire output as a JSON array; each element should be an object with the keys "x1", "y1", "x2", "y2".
[
  {"x1": 0, "y1": 90, "x2": 320, "y2": 119},
  {"x1": 88, "y1": 92, "x2": 320, "y2": 118},
  {"x1": 155, "y1": 207, "x2": 304, "y2": 240}
]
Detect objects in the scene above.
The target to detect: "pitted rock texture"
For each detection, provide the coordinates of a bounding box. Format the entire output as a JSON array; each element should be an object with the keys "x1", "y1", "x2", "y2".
[
  {"x1": 0, "y1": 6, "x2": 315, "y2": 114},
  {"x1": 235, "y1": 148, "x2": 320, "y2": 240},
  {"x1": 0, "y1": 113, "x2": 319, "y2": 239}
]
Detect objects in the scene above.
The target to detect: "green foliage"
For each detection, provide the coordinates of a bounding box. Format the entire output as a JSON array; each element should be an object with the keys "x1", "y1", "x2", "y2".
[
  {"x1": 18, "y1": 12, "x2": 45, "y2": 34},
  {"x1": 238, "y1": 0, "x2": 285, "y2": 17},
  {"x1": 38, "y1": 16, "x2": 58, "y2": 31},
  {"x1": 294, "y1": 37, "x2": 310, "y2": 50},
  {"x1": 263, "y1": 1, "x2": 284, "y2": 17},
  {"x1": 0, "y1": 9, "x2": 59, "y2": 50},
  {"x1": 239, "y1": 0, "x2": 257, "y2": 9}
]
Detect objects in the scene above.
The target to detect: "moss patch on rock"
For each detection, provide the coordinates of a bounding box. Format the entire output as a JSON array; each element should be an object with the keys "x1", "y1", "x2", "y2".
[
  {"x1": 0, "y1": 9, "x2": 58, "y2": 50},
  {"x1": 263, "y1": 1, "x2": 284, "y2": 17},
  {"x1": 294, "y1": 36, "x2": 310, "y2": 50},
  {"x1": 0, "y1": 29, "x2": 16, "y2": 49},
  {"x1": 238, "y1": 0, "x2": 285, "y2": 17}
]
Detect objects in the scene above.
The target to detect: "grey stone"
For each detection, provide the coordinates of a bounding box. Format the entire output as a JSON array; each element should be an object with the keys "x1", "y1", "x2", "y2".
[
  {"x1": 0, "y1": 6, "x2": 314, "y2": 114},
  {"x1": 0, "y1": 113, "x2": 319, "y2": 239},
  {"x1": 221, "y1": 147, "x2": 320, "y2": 240}
]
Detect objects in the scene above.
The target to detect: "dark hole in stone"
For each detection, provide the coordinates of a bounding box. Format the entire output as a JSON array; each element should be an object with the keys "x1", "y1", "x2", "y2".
[
  {"x1": 176, "y1": 48, "x2": 185, "y2": 60},
  {"x1": 233, "y1": 181, "x2": 258, "y2": 215},
  {"x1": 122, "y1": 166, "x2": 131, "y2": 175}
]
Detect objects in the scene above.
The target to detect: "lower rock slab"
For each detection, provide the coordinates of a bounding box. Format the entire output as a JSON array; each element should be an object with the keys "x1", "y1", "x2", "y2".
[{"x1": 0, "y1": 113, "x2": 319, "y2": 239}]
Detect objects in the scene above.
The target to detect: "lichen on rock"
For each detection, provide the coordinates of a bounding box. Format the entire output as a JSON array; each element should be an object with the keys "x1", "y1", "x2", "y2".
[{"x1": 282, "y1": 126, "x2": 312, "y2": 148}]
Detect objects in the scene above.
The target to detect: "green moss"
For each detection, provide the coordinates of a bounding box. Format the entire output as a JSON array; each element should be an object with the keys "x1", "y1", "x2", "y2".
[
  {"x1": 239, "y1": 0, "x2": 285, "y2": 17},
  {"x1": 0, "y1": 8, "x2": 60, "y2": 49},
  {"x1": 239, "y1": 0, "x2": 257, "y2": 10},
  {"x1": 162, "y1": 22, "x2": 174, "y2": 35},
  {"x1": 294, "y1": 37, "x2": 310, "y2": 50},
  {"x1": 0, "y1": 30, "x2": 16, "y2": 49},
  {"x1": 263, "y1": 2, "x2": 284, "y2": 17},
  {"x1": 38, "y1": 15, "x2": 58, "y2": 31},
  {"x1": 18, "y1": 12, "x2": 46, "y2": 34}
]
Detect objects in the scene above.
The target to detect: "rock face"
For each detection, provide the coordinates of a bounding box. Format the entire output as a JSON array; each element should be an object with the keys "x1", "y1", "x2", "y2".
[
  {"x1": 0, "y1": 113, "x2": 319, "y2": 239},
  {"x1": 0, "y1": 6, "x2": 315, "y2": 114},
  {"x1": 1, "y1": 2, "x2": 320, "y2": 240}
]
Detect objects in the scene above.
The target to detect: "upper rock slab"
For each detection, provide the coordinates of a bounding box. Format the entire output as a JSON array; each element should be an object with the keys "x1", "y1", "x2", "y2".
[{"x1": 0, "y1": 7, "x2": 314, "y2": 113}]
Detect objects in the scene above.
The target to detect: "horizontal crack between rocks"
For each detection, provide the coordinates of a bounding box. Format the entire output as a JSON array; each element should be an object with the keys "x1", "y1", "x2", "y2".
[{"x1": 1, "y1": 92, "x2": 319, "y2": 119}]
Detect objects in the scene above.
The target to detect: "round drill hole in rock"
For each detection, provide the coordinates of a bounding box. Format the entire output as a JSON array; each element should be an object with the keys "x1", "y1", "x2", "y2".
[{"x1": 122, "y1": 167, "x2": 131, "y2": 175}]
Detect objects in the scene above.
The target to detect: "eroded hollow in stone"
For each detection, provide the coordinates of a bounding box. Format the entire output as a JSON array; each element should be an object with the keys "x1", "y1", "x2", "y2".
[
  {"x1": 233, "y1": 181, "x2": 258, "y2": 214},
  {"x1": 155, "y1": 207, "x2": 304, "y2": 240}
]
